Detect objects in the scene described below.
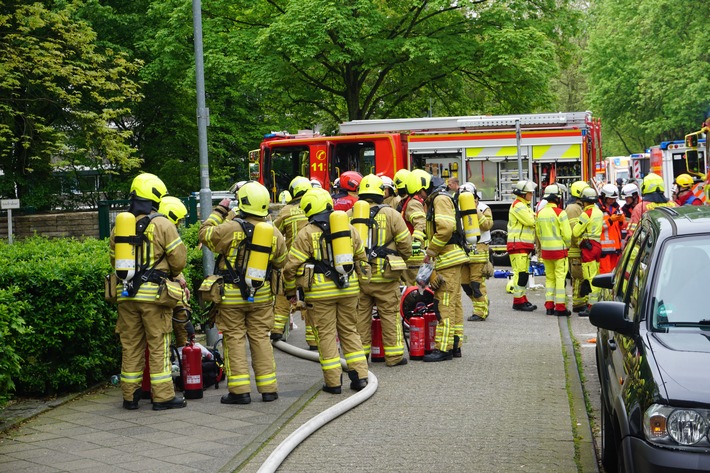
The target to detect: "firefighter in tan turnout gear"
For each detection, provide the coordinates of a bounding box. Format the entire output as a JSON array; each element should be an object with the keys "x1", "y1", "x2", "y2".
[
  {"x1": 417, "y1": 170, "x2": 469, "y2": 362},
  {"x1": 199, "y1": 181, "x2": 287, "y2": 405},
  {"x1": 351, "y1": 174, "x2": 412, "y2": 366},
  {"x1": 566, "y1": 181, "x2": 590, "y2": 313},
  {"x1": 399, "y1": 169, "x2": 428, "y2": 286},
  {"x1": 271, "y1": 176, "x2": 318, "y2": 350},
  {"x1": 458, "y1": 183, "x2": 494, "y2": 322},
  {"x1": 283, "y1": 187, "x2": 370, "y2": 393},
  {"x1": 110, "y1": 173, "x2": 187, "y2": 411}
]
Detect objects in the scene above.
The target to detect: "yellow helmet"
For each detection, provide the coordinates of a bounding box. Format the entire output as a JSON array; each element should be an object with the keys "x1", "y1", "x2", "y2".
[
  {"x1": 675, "y1": 173, "x2": 694, "y2": 190},
  {"x1": 405, "y1": 169, "x2": 431, "y2": 195},
  {"x1": 359, "y1": 174, "x2": 385, "y2": 197},
  {"x1": 289, "y1": 176, "x2": 311, "y2": 199},
  {"x1": 641, "y1": 173, "x2": 664, "y2": 195},
  {"x1": 278, "y1": 190, "x2": 292, "y2": 204},
  {"x1": 393, "y1": 169, "x2": 411, "y2": 191},
  {"x1": 570, "y1": 180, "x2": 589, "y2": 198},
  {"x1": 158, "y1": 196, "x2": 188, "y2": 225},
  {"x1": 237, "y1": 181, "x2": 271, "y2": 217},
  {"x1": 130, "y1": 173, "x2": 167, "y2": 203},
  {"x1": 300, "y1": 187, "x2": 333, "y2": 217}
]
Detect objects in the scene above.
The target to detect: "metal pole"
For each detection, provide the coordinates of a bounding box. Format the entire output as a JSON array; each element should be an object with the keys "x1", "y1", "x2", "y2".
[
  {"x1": 7, "y1": 209, "x2": 12, "y2": 245},
  {"x1": 192, "y1": 0, "x2": 218, "y2": 345},
  {"x1": 515, "y1": 119, "x2": 523, "y2": 180}
]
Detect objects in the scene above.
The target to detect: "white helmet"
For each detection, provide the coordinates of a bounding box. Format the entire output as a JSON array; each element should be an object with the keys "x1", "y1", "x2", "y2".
[
  {"x1": 381, "y1": 176, "x2": 395, "y2": 192},
  {"x1": 460, "y1": 182, "x2": 476, "y2": 194},
  {"x1": 513, "y1": 180, "x2": 537, "y2": 197},
  {"x1": 621, "y1": 183, "x2": 639, "y2": 199},
  {"x1": 543, "y1": 184, "x2": 562, "y2": 199},
  {"x1": 309, "y1": 178, "x2": 322, "y2": 188},
  {"x1": 600, "y1": 183, "x2": 619, "y2": 199},
  {"x1": 228, "y1": 180, "x2": 248, "y2": 195}
]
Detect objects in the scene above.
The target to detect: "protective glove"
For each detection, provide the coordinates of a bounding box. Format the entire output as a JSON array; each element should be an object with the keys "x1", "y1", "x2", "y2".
[
  {"x1": 429, "y1": 271, "x2": 445, "y2": 291},
  {"x1": 270, "y1": 332, "x2": 283, "y2": 342},
  {"x1": 611, "y1": 214, "x2": 624, "y2": 223}
]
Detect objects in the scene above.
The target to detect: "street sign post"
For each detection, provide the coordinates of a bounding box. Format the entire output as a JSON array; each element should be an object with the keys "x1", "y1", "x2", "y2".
[{"x1": 0, "y1": 199, "x2": 19, "y2": 244}]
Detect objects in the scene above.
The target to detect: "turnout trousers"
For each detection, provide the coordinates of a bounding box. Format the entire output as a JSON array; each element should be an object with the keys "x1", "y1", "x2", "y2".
[
  {"x1": 308, "y1": 295, "x2": 368, "y2": 388},
  {"x1": 116, "y1": 301, "x2": 175, "y2": 403},
  {"x1": 357, "y1": 280, "x2": 405, "y2": 365},
  {"x1": 216, "y1": 302, "x2": 278, "y2": 396},
  {"x1": 542, "y1": 257, "x2": 569, "y2": 311},
  {"x1": 433, "y1": 264, "x2": 463, "y2": 353},
  {"x1": 510, "y1": 251, "x2": 532, "y2": 305},
  {"x1": 569, "y1": 255, "x2": 587, "y2": 310}
]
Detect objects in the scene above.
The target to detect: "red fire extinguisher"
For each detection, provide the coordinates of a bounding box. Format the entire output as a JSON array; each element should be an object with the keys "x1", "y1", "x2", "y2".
[
  {"x1": 424, "y1": 310, "x2": 438, "y2": 354},
  {"x1": 370, "y1": 315, "x2": 385, "y2": 362},
  {"x1": 141, "y1": 347, "x2": 152, "y2": 399},
  {"x1": 408, "y1": 315, "x2": 425, "y2": 360},
  {"x1": 182, "y1": 341, "x2": 203, "y2": 399}
]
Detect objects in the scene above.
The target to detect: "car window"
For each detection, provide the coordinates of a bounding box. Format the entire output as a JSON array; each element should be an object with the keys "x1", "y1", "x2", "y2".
[
  {"x1": 652, "y1": 237, "x2": 710, "y2": 330},
  {"x1": 616, "y1": 226, "x2": 647, "y2": 300},
  {"x1": 627, "y1": 234, "x2": 652, "y2": 323}
]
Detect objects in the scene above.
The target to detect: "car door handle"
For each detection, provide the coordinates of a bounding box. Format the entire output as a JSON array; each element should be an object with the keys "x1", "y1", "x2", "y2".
[{"x1": 608, "y1": 339, "x2": 617, "y2": 351}]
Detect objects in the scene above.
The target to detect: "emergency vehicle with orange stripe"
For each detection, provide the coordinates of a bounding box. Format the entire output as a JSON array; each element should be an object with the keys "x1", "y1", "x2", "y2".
[
  {"x1": 646, "y1": 129, "x2": 707, "y2": 203},
  {"x1": 249, "y1": 112, "x2": 602, "y2": 264}
]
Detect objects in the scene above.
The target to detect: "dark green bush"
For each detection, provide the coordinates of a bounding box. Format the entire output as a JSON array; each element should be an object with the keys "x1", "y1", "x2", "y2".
[
  {"x1": 0, "y1": 286, "x2": 31, "y2": 405},
  {"x1": 0, "y1": 237, "x2": 120, "y2": 396}
]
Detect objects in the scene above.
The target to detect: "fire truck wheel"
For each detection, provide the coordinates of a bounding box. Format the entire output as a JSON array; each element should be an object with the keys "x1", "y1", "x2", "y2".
[{"x1": 489, "y1": 220, "x2": 510, "y2": 266}]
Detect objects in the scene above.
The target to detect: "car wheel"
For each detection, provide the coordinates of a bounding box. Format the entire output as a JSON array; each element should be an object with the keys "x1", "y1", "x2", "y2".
[
  {"x1": 489, "y1": 220, "x2": 510, "y2": 266},
  {"x1": 600, "y1": 399, "x2": 618, "y2": 472}
]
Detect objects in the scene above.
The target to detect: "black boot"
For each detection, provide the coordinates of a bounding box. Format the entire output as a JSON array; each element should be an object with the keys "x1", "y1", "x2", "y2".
[
  {"x1": 261, "y1": 392, "x2": 279, "y2": 402},
  {"x1": 152, "y1": 395, "x2": 187, "y2": 410},
  {"x1": 220, "y1": 392, "x2": 251, "y2": 405},
  {"x1": 423, "y1": 349, "x2": 453, "y2": 362},
  {"x1": 453, "y1": 335, "x2": 461, "y2": 358},
  {"x1": 322, "y1": 385, "x2": 342, "y2": 394},
  {"x1": 347, "y1": 370, "x2": 368, "y2": 391},
  {"x1": 545, "y1": 308, "x2": 555, "y2": 315},
  {"x1": 122, "y1": 388, "x2": 141, "y2": 410},
  {"x1": 556, "y1": 309, "x2": 571, "y2": 317}
]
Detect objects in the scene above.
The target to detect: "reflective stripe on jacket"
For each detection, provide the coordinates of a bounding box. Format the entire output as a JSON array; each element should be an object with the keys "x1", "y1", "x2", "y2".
[
  {"x1": 507, "y1": 197, "x2": 535, "y2": 252},
  {"x1": 535, "y1": 203, "x2": 571, "y2": 260},
  {"x1": 425, "y1": 192, "x2": 468, "y2": 269}
]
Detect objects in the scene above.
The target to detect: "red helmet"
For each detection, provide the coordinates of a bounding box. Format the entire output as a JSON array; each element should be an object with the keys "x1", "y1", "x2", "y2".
[{"x1": 339, "y1": 171, "x2": 363, "y2": 192}]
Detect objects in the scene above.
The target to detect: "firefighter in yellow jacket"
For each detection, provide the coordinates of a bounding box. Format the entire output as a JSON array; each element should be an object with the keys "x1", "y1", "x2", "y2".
[
  {"x1": 199, "y1": 181, "x2": 287, "y2": 405},
  {"x1": 566, "y1": 181, "x2": 589, "y2": 313},
  {"x1": 110, "y1": 173, "x2": 187, "y2": 411},
  {"x1": 416, "y1": 170, "x2": 469, "y2": 362},
  {"x1": 535, "y1": 185, "x2": 572, "y2": 317},
  {"x1": 572, "y1": 186, "x2": 604, "y2": 317},
  {"x1": 627, "y1": 173, "x2": 677, "y2": 239},
  {"x1": 271, "y1": 176, "x2": 317, "y2": 349},
  {"x1": 507, "y1": 180, "x2": 538, "y2": 312},
  {"x1": 352, "y1": 174, "x2": 412, "y2": 366},
  {"x1": 283, "y1": 188, "x2": 370, "y2": 393},
  {"x1": 400, "y1": 169, "x2": 428, "y2": 286},
  {"x1": 458, "y1": 183, "x2": 494, "y2": 322}
]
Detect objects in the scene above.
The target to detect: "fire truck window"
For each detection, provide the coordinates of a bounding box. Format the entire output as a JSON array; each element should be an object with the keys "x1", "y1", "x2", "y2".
[
  {"x1": 466, "y1": 160, "x2": 498, "y2": 200},
  {"x1": 331, "y1": 142, "x2": 375, "y2": 182},
  {"x1": 270, "y1": 147, "x2": 309, "y2": 195}
]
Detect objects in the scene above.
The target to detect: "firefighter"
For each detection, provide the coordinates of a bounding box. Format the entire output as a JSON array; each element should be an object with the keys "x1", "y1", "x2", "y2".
[
  {"x1": 627, "y1": 173, "x2": 677, "y2": 239},
  {"x1": 381, "y1": 175, "x2": 400, "y2": 209},
  {"x1": 535, "y1": 185, "x2": 572, "y2": 317},
  {"x1": 270, "y1": 176, "x2": 318, "y2": 350},
  {"x1": 110, "y1": 173, "x2": 187, "y2": 411},
  {"x1": 566, "y1": 181, "x2": 589, "y2": 313},
  {"x1": 674, "y1": 174, "x2": 703, "y2": 206},
  {"x1": 420, "y1": 170, "x2": 469, "y2": 361},
  {"x1": 393, "y1": 169, "x2": 411, "y2": 210},
  {"x1": 283, "y1": 187, "x2": 370, "y2": 393},
  {"x1": 620, "y1": 183, "x2": 640, "y2": 219},
  {"x1": 507, "y1": 180, "x2": 538, "y2": 312},
  {"x1": 332, "y1": 171, "x2": 363, "y2": 211},
  {"x1": 459, "y1": 183, "x2": 494, "y2": 322},
  {"x1": 598, "y1": 184, "x2": 624, "y2": 274},
  {"x1": 400, "y1": 169, "x2": 428, "y2": 286},
  {"x1": 157, "y1": 196, "x2": 195, "y2": 346},
  {"x1": 352, "y1": 174, "x2": 412, "y2": 366},
  {"x1": 199, "y1": 181, "x2": 287, "y2": 405},
  {"x1": 572, "y1": 187, "x2": 603, "y2": 317}
]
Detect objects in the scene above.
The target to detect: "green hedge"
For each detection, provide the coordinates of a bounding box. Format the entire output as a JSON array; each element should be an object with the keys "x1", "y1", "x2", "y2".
[{"x1": 0, "y1": 222, "x2": 205, "y2": 402}]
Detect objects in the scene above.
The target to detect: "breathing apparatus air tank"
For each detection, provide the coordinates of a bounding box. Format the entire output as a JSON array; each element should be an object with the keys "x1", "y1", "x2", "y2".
[
  {"x1": 244, "y1": 222, "x2": 274, "y2": 302},
  {"x1": 352, "y1": 200, "x2": 370, "y2": 249},
  {"x1": 329, "y1": 210, "x2": 354, "y2": 276},
  {"x1": 114, "y1": 212, "x2": 137, "y2": 285},
  {"x1": 458, "y1": 192, "x2": 480, "y2": 245}
]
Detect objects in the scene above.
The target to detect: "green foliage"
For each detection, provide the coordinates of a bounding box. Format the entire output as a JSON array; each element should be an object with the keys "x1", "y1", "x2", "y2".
[
  {"x1": 0, "y1": 237, "x2": 120, "y2": 396},
  {"x1": 584, "y1": 0, "x2": 710, "y2": 154},
  {"x1": 0, "y1": 1, "x2": 144, "y2": 209},
  {"x1": 179, "y1": 222, "x2": 205, "y2": 294},
  {"x1": 0, "y1": 286, "x2": 31, "y2": 406}
]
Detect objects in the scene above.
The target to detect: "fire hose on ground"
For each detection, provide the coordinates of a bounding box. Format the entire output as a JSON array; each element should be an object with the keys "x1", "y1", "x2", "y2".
[{"x1": 256, "y1": 340, "x2": 379, "y2": 473}]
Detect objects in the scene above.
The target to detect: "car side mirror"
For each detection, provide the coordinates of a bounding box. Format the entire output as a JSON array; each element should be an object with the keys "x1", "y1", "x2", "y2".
[
  {"x1": 592, "y1": 272, "x2": 614, "y2": 290},
  {"x1": 589, "y1": 301, "x2": 635, "y2": 337}
]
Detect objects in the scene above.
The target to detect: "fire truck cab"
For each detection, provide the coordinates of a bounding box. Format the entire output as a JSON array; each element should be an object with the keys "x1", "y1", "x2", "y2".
[{"x1": 648, "y1": 135, "x2": 707, "y2": 201}]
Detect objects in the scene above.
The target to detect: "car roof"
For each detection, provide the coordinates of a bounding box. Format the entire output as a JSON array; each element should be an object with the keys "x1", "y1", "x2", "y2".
[{"x1": 645, "y1": 205, "x2": 710, "y2": 239}]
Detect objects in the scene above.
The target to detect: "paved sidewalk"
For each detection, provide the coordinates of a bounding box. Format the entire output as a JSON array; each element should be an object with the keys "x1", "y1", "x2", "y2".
[{"x1": 0, "y1": 275, "x2": 600, "y2": 473}]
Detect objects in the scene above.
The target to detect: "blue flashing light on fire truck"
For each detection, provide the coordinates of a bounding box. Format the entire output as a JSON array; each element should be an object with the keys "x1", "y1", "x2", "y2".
[{"x1": 249, "y1": 112, "x2": 602, "y2": 264}]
